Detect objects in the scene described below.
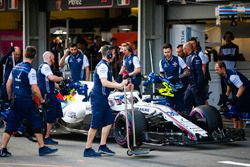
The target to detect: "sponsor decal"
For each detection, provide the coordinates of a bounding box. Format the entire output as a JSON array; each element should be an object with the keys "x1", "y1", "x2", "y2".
[
  {"x1": 137, "y1": 107, "x2": 149, "y2": 113},
  {"x1": 66, "y1": 112, "x2": 77, "y2": 119}
]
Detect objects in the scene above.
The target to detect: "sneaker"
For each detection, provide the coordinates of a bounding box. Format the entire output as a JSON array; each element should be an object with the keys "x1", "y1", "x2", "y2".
[
  {"x1": 44, "y1": 137, "x2": 58, "y2": 145},
  {"x1": 83, "y1": 148, "x2": 101, "y2": 157},
  {"x1": 39, "y1": 146, "x2": 58, "y2": 156},
  {"x1": 98, "y1": 145, "x2": 115, "y2": 156},
  {"x1": 0, "y1": 148, "x2": 12, "y2": 157}
]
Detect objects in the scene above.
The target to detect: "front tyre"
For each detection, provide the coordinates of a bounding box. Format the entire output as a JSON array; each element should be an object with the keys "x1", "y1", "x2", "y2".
[
  {"x1": 113, "y1": 110, "x2": 147, "y2": 148},
  {"x1": 189, "y1": 105, "x2": 223, "y2": 135}
]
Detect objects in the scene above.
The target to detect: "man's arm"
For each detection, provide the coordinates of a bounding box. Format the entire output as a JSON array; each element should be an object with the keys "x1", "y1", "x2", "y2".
[
  {"x1": 179, "y1": 68, "x2": 190, "y2": 79},
  {"x1": 100, "y1": 78, "x2": 127, "y2": 90},
  {"x1": 42, "y1": 64, "x2": 63, "y2": 83},
  {"x1": 201, "y1": 64, "x2": 207, "y2": 76},
  {"x1": 85, "y1": 66, "x2": 90, "y2": 81},
  {"x1": 225, "y1": 85, "x2": 232, "y2": 97},
  {"x1": 48, "y1": 74, "x2": 63, "y2": 83},
  {"x1": 129, "y1": 67, "x2": 141, "y2": 77},
  {"x1": 6, "y1": 78, "x2": 13, "y2": 99},
  {"x1": 59, "y1": 49, "x2": 70, "y2": 68},
  {"x1": 31, "y1": 84, "x2": 44, "y2": 103},
  {"x1": 118, "y1": 66, "x2": 126, "y2": 75},
  {"x1": 82, "y1": 54, "x2": 90, "y2": 81},
  {"x1": 194, "y1": 57, "x2": 204, "y2": 87},
  {"x1": 129, "y1": 56, "x2": 141, "y2": 77},
  {"x1": 236, "y1": 85, "x2": 245, "y2": 98}
]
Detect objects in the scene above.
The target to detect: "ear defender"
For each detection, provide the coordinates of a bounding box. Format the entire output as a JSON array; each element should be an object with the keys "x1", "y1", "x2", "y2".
[
  {"x1": 107, "y1": 50, "x2": 112, "y2": 59},
  {"x1": 127, "y1": 46, "x2": 132, "y2": 52}
]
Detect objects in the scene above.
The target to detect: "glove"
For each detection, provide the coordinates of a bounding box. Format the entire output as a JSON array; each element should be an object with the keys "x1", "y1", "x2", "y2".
[
  {"x1": 217, "y1": 94, "x2": 228, "y2": 106},
  {"x1": 40, "y1": 102, "x2": 45, "y2": 108},
  {"x1": 169, "y1": 77, "x2": 177, "y2": 84},
  {"x1": 122, "y1": 71, "x2": 129, "y2": 79},
  {"x1": 230, "y1": 96, "x2": 239, "y2": 105}
]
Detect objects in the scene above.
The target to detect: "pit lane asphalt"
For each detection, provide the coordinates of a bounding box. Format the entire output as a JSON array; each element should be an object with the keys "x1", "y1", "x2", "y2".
[{"x1": 0, "y1": 127, "x2": 250, "y2": 167}]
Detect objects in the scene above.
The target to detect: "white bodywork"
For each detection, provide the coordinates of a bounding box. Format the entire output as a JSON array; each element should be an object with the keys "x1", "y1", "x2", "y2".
[{"x1": 60, "y1": 81, "x2": 208, "y2": 139}]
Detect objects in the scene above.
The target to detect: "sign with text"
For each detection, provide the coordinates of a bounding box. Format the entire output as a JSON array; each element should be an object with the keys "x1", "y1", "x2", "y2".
[
  {"x1": 68, "y1": 0, "x2": 113, "y2": 9},
  {"x1": 49, "y1": 0, "x2": 138, "y2": 10}
]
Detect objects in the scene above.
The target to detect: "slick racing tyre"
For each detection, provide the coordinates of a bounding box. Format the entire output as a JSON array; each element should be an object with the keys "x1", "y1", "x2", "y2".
[
  {"x1": 189, "y1": 105, "x2": 223, "y2": 135},
  {"x1": 113, "y1": 109, "x2": 147, "y2": 148}
]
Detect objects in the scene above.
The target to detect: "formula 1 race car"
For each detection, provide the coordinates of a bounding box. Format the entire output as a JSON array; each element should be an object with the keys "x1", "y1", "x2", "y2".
[
  {"x1": 52, "y1": 73, "x2": 245, "y2": 149},
  {"x1": 112, "y1": 73, "x2": 245, "y2": 148}
]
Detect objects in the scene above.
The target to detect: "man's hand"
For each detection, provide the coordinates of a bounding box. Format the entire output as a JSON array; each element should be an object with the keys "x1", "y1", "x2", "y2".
[
  {"x1": 65, "y1": 49, "x2": 70, "y2": 56},
  {"x1": 169, "y1": 76, "x2": 178, "y2": 84},
  {"x1": 121, "y1": 79, "x2": 128, "y2": 87},
  {"x1": 126, "y1": 83, "x2": 134, "y2": 91},
  {"x1": 230, "y1": 96, "x2": 239, "y2": 105},
  {"x1": 217, "y1": 94, "x2": 229, "y2": 106}
]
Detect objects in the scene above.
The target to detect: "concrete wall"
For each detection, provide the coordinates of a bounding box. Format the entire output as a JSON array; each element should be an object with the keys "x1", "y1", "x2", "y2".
[{"x1": 139, "y1": 0, "x2": 165, "y2": 75}]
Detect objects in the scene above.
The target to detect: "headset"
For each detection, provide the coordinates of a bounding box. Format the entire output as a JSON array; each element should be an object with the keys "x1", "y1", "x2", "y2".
[
  {"x1": 223, "y1": 31, "x2": 234, "y2": 40},
  {"x1": 107, "y1": 50, "x2": 112, "y2": 59},
  {"x1": 127, "y1": 45, "x2": 133, "y2": 52}
]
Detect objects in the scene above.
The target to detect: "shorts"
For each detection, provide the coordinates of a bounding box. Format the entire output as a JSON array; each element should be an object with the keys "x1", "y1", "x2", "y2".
[
  {"x1": 5, "y1": 100, "x2": 43, "y2": 132},
  {"x1": 45, "y1": 95, "x2": 63, "y2": 123},
  {"x1": 90, "y1": 95, "x2": 114, "y2": 129}
]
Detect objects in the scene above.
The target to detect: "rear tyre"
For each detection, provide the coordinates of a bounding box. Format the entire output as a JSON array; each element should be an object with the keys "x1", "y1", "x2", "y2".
[
  {"x1": 113, "y1": 109, "x2": 147, "y2": 148},
  {"x1": 189, "y1": 105, "x2": 223, "y2": 135}
]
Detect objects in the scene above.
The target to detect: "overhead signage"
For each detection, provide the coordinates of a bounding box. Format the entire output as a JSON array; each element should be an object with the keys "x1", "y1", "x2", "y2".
[
  {"x1": 49, "y1": 0, "x2": 137, "y2": 11},
  {"x1": 68, "y1": 0, "x2": 113, "y2": 9}
]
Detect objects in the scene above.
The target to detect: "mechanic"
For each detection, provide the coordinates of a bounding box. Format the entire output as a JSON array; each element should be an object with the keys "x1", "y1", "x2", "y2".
[
  {"x1": 159, "y1": 43, "x2": 189, "y2": 112},
  {"x1": 0, "y1": 46, "x2": 22, "y2": 104},
  {"x1": 38, "y1": 51, "x2": 64, "y2": 145},
  {"x1": 59, "y1": 43, "x2": 90, "y2": 82},
  {"x1": 0, "y1": 46, "x2": 58, "y2": 157},
  {"x1": 189, "y1": 37, "x2": 210, "y2": 103},
  {"x1": 215, "y1": 61, "x2": 250, "y2": 129},
  {"x1": 218, "y1": 31, "x2": 239, "y2": 96},
  {"x1": 83, "y1": 45, "x2": 130, "y2": 157},
  {"x1": 183, "y1": 42, "x2": 205, "y2": 115},
  {"x1": 118, "y1": 42, "x2": 141, "y2": 96},
  {"x1": 176, "y1": 44, "x2": 189, "y2": 92}
]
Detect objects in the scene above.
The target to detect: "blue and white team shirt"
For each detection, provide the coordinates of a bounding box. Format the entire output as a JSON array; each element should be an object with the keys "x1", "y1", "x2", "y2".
[
  {"x1": 197, "y1": 51, "x2": 209, "y2": 65},
  {"x1": 159, "y1": 55, "x2": 187, "y2": 78},
  {"x1": 38, "y1": 63, "x2": 55, "y2": 96},
  {"x1": 65, "y1": 50, "x2": 89, "y2": 81},
  {"x1": 8, "y1": 62, "x2": 37, "y2": 100},
  {"x1": 92, "y1": 60, "x2": 113, "y2": 97},
  {"x1": 122, "y1": 55, "x2": 141, "y2": 70}
]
